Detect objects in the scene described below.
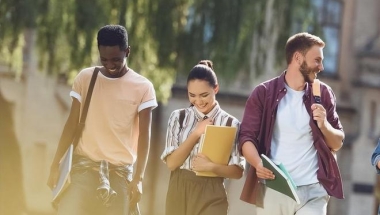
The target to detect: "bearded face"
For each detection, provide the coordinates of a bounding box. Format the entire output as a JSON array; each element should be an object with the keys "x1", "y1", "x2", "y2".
[{"x1": 299, "y1": 60, "x2": 319, "y2": 83}]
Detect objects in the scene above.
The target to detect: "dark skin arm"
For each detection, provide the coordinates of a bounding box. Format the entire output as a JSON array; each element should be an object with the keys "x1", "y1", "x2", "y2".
[
  {"x1": 128, "y1": 107, "x2": 153, "y2": 207},
  {"x1": 47, "y1": 98, "x2": 80, "y2": 189}
]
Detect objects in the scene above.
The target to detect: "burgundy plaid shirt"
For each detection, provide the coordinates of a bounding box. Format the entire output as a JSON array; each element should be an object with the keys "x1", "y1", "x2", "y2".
[{"x1": 239, "y1": 71, "x2": 344, "y2": 206}]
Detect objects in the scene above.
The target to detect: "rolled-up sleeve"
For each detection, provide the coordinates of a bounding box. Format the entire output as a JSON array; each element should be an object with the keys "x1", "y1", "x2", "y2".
[
  {"x1": 161, "y1": 110, "x2": 181, "y2": 162},
  {"x1": 70, "y1": 70, "x2": 84, "y2": 103},
  {"x1": 228, "y1": 120, "x2": 246, "y2": 169},
  {"x1": 138, "y1": 82, "x2": 158, "y2": 112},
  {"x1": 323, "y1": 86, "x2": 343, "y2": 132},
  {"x1": 238, "y1": 85, "x2": 264, "y2": 154}
]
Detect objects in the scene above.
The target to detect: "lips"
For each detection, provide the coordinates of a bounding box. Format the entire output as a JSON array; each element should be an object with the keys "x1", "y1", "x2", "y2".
[{"x1": 196, "y1": 104, "x2": 207, "y2": 109}]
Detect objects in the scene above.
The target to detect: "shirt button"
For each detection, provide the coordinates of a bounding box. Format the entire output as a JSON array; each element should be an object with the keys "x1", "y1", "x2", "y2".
[
  {"x1": 284, "y1": 89, "x2": 287, "y2": 91},
  {"x1": 276, "y1": 99, "x2": 279, "y2": 102}
]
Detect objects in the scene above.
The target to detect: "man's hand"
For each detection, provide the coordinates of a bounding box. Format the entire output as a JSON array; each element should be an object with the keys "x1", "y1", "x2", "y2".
[
  {"x1": 47, "y1": 164, "x2": 59, "y2": 190},
  {"x1": 311, "y1": 104, "x2": 327, "y2": 129},
  {"x1": 128, "y1": 179, "x2": 142, "y2": 208},
  {"x1": 255, "y1": 160, "x2": 275, "y2": 180}
]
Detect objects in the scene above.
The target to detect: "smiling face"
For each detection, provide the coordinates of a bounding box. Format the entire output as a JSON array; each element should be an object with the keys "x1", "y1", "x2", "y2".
[
  {"x1": 99, "y1": 45, "x2": 129, "y2": 77},
  {"x1": 299, "y1": 45, "x2": 324, "y2": 83},
  {"x1": 187, "y1": 79, "x2": 218, "y2": 114}
]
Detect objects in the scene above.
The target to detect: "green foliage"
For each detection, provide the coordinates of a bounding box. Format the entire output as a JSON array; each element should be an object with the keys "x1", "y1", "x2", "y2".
[
  {"x1": 0, "y1": 0, "x2": 32, "y2": 74},
  {"x1": 0, "y1": 0, "x2": 321, "y2": 102}
]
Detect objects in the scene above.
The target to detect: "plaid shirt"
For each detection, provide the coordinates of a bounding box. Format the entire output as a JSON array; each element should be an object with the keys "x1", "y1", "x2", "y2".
[{"x1": 72, "y1": 155, "x2": 140, "y2": 215}]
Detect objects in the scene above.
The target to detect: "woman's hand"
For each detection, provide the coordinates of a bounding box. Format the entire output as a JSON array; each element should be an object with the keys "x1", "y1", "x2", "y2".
[
  {"x1": 192, "y1": 118, "x2": 213, "y2": 137},
  {"x1": 191, "y1": 153, "x2": 214, "y2": 172}
]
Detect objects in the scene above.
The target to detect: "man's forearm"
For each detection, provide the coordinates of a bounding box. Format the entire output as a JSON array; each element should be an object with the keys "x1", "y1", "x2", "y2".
[
  {"x1": 242, "y1": 141, "x2": 262, "y2": 168},
  {"x1": 52, "y1": 119, "x2": 78, "y2": 166},
  {"x1": 134, "y1": 137, "x2": 150, "y2": 181},
  {"x1": 321, "y1": 122, "x2": 344, "y2": 151}
]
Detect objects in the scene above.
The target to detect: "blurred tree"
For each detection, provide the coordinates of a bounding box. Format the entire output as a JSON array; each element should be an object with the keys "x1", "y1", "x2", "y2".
[
  {"x1": 176, "y1": 0, "x2": 318, "y2": 87},
  {"x1": 0, "y1": 0, "x2": 320, "y2": 102}
]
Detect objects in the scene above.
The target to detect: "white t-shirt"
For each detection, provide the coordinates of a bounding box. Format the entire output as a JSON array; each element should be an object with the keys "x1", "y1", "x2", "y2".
[
  {"x1": 70, "y1": 67, "x2": 157, "y2": 165},
  {"x1": 270, "y1": 84, "x2": 318, "y2": 186}
]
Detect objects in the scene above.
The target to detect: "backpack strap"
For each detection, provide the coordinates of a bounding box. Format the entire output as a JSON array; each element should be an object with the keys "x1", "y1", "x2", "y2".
[
  {"x1": 226, "y1": 116, "x2": 233, "y2": 127},
  {"x1": 178, "y1": 109, "x2": 186, "y2": 130},
  {"x1": 312, "y1": 79, "x2": 321, "y2": 104}
]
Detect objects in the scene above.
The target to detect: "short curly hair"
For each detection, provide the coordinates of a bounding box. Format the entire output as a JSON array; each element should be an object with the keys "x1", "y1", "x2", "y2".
[{"x1": 97, "y1": 25, "x2": 128, "y2": 50}]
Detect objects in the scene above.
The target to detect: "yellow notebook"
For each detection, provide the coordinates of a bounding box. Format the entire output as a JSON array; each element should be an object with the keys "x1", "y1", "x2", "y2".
[{"x1": 196, "y1": 125, "x2": 237, "y2": 177}]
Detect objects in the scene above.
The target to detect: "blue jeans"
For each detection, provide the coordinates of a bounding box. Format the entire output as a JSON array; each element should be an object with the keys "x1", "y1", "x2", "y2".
[{"x1": 57, "y1": 169, "x2": 129, "y2": 215}]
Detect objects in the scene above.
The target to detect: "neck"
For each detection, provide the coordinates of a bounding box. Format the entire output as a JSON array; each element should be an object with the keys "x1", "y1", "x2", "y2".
[{"x1": 285, "y1": 67, "x2": 306, "y2": 91}]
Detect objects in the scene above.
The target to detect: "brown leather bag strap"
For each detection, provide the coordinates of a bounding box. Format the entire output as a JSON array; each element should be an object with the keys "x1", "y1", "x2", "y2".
[
  {"x1": 178, "y1": 109, "x2": 186, "y2": 130},
  {"x1": 73, "y1": 67, "x2": 99, "y2": 148},
  {"x1": 226, "y1": 117, "x2": 233, "y2": 127}
]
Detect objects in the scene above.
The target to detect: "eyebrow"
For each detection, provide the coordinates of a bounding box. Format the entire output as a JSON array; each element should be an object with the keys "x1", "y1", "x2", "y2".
[
  {"x1": 316, "y1": 56, "x2": 323, "y2": 61},
  {"x1": 100, "y1": 57, "x2": 123, "y2": 60},
  {"x1": 189, "y1": 92, "x2": 209, "y2": 96}
]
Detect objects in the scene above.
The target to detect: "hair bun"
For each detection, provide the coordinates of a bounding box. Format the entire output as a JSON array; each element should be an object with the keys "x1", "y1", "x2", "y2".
[{"x1": 198, "y1": 60, "x2": 213, "y2": 70}]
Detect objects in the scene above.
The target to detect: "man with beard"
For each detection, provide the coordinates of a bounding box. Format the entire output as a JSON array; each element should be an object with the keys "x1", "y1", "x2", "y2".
[{"x1": 238, "y1": 32, "x2": 345, "y2": 215}]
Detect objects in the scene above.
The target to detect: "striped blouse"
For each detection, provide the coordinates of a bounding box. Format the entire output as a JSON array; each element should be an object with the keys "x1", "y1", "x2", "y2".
[{"x1": 161, "y1": 102, "x2": 245, "y2": 172}]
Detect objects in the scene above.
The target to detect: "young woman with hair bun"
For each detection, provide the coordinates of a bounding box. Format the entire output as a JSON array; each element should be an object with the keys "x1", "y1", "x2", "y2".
[{"x1": 161, "y1": 60, "x2": 245, "y2": 215}]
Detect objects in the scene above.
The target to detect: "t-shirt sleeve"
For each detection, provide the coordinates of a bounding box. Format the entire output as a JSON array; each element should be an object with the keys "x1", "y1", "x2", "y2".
[
  {"x1": 138, "y1": 81, "x2": 158, "y2": 112},
  {"x1": 69, "y1": 71, "x2": 84, "y2": 103}
]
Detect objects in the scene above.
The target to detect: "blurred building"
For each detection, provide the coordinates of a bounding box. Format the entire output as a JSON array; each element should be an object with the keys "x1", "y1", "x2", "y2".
[{"x1": 0, "y1": 0, "x2": 380, "y2": 214}]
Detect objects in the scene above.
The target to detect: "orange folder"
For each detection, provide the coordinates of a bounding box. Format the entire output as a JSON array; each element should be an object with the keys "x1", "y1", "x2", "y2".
[{"x1": 196, "y1": 125, "x2": 237, "y2": 177}]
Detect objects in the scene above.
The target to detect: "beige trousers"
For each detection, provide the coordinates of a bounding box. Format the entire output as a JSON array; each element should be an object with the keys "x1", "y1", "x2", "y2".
[{"x1": 256, "y1": 183, "x2": 329, "y2": 215}]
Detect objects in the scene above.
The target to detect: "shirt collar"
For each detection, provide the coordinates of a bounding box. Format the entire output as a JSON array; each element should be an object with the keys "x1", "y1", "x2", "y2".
[{"x1": 279, "y1": 70, "x2": 311, "y2": 95}]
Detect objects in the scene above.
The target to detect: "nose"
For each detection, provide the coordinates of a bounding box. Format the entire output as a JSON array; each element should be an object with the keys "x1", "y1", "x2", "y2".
[
  {"x1": 102, "y1": 60, "x2": 115, "y2": 69},
  {"x1": 193, "y1": 98, "x2": 204, "y2": 106},
  {"x1": 195, "y1": 100, "x2": 203, "y2": 105},
  {"x1": 319, "y1": 62, "x2": 324, "y2": 71}
]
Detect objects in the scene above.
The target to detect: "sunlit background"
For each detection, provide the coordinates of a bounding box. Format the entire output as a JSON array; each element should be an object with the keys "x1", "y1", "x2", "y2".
[{"x1": 1, "y1": 0, "x2": 380, "y2": 214}]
